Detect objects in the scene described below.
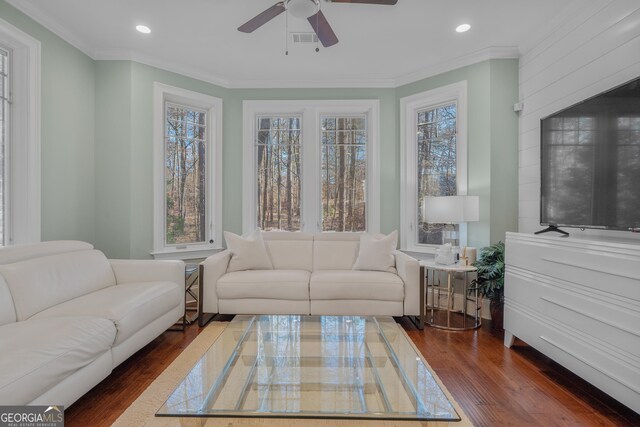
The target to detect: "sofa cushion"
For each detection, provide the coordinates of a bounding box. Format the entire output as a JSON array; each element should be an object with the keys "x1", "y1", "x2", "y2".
[
  {"x1": 313, "y1": 233, "x2": 360, "y2": 270},
  {"x1": 225, "y1": 230, "x2": 274, "y2": 273},
  {"x1": 0, "y1": 316, "x2": 116, "y2": 405},
  {"x1": 0, "y1": 240, "x2": 93, "y2": 265},
  {"x1": 263, "y1": 232, "x2": 313, "y2": 271},
  {"x1": 217, "y1": 270, "x2": 310, "y2": 300},
  {"x1": 0, "y1": 250, "x2": 117, "y2": 321},
  {"x1": 30, "y1": 282, "x2": 182, "y2": 345},
  {"x1": 310, "y1": 270, "x2": 404, "y2": 301},
  {"x1": 352, "y1": 230, "x2": 398, "y2": 272}
]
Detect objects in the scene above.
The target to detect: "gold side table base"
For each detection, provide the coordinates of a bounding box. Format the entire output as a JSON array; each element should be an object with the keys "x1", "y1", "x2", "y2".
[
  {"x1": 426, "y1": 309, "x2": 481, "y2": 331},
  {"x1": 421, "y1": 262, "x2": 481, "y2": 331}
]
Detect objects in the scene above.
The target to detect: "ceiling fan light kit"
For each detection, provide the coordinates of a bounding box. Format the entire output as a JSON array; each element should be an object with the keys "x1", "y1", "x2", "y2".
[
  {"x1": 288, "y1": 0, "x2": 319, "y2": 19},
  {"x1": 238, "y1": 0, "x2": 398, "y2": 52}
]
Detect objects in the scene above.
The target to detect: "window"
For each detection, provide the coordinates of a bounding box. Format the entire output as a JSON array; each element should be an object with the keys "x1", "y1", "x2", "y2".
[
  {"x1": 153, "y1": 83, "x2": 222, "y2": 259},
  {"x1": 0, "y1": 47, "x2": 8, "y2": 245},
  {"x1": 417, "y1": 103, "x2": 457, "y2": 244},
  {"x1": 400, "y1": 81, "x2": 468, "y2": 253},
  {"x1": 0, "y1": 18, "x2": 41, "y2": 246},
  {"x1": 321, "y1": 116, "x2": 367, "y2": 232},
  {"x1": 164, "y1": 103, "x2": 208, "y2": 245},
  {"x1": 256, "y1": 116, "x2": 302, "y2": 231},
  {"x1": 243, "y1": 100, "x2": 379, "y2": 234}
]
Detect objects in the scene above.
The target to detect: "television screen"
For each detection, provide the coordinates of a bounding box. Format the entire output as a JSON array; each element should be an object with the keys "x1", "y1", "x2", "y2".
[{"x1": 540, "y1": 76, "x2": 640, "y2": 231}]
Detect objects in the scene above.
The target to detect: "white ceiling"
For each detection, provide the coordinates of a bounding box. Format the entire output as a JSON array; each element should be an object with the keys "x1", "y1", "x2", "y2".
[{"x1": 8, "y1": 0, "x2": 588, "y2": 88}]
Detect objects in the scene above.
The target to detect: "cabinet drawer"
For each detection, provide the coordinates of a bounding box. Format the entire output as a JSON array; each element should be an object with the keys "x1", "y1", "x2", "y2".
[
  {"x1": 506, "y1": 237, "x2": 640, "y2": 299},
  {"x1": 505, "y1": 306, "x2": 640, "y2": 413},
  {"x1": 506, "y1": 268, "x2": 640, "y2": 357}
]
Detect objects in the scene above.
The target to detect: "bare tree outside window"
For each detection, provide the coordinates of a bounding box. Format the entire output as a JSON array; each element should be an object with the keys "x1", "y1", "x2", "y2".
[
  {"x1": 417, "y1": 103, "x2": 458, "y2": 244},
  {"x1": 256, "y1": 116, "x2": 302, "y2": 231},
  {"x1": 165, "y1": 102, "x2": 207, "y2": 245},
  {"x1": 321, "y1": 116, "x2": 367, "y2": 232}
]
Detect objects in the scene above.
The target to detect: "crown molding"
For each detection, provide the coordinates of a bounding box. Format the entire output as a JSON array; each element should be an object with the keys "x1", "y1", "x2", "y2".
[
  {"x1": 226, "y1": 77, "x2": 397, "y2": 89},
  {"x1": 93, "y1": 49, "x2": 231, "y2": 88},
  {"x1": 394, "y1": 46, "x2": 520, "y2": 87},
  {"x1": 87, "y1": 46, "x2": 520, "y2": 89},
  {"x1": 94, "y1": 49, "x2": 394, "y2": 88},
  {"x1": 6, "y1": 0, "x2": 96, "y2": 58}
]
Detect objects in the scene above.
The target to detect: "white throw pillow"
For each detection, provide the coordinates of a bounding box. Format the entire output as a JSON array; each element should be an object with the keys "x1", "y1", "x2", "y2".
[
  {"x1": 224, "y1": 229, "x2": 274, "y2": 273},
  {"x1": 352, "y1": 230, "x2": 398, "y2": 272}
]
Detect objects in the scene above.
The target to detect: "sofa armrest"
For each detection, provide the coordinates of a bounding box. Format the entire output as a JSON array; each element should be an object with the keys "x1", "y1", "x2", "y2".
[
  {"x1": 109, "y1": 259, "x2": 185, "y2": 286},
  {"x1": 394, "y1": 251, "x2": 420, "y2": 316},
  {"x1": 200, "y1": 250, "x2": 231, "y2": 315}
]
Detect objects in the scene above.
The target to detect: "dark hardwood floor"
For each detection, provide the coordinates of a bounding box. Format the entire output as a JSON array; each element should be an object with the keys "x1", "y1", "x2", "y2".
[
  {"x1": 65, "y1": 317, "x2": 640, "y2": 427},
  {"x1": 398, "y1": 318, "x2": 639, "y2": 426}
]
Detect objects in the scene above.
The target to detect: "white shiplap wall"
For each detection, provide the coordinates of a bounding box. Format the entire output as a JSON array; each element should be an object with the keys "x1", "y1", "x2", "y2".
[{"x1": 518, "y1": 0, "x2": 640, "y2": 240}]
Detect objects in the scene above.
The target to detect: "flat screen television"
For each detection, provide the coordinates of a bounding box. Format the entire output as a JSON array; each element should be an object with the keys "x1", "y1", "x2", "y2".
[{"x1": 540, "y1": 76, "x2": 640, "y2": 233}]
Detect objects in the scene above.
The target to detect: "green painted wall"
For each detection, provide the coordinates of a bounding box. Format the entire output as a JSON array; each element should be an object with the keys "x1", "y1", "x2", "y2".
[
  {"x1": 0, "y1": 1, "x2": 96, "y2": 243},
  {"x1": 489, "y1": 60, "x2": 519, "y2": 244},
  {"x1": 396, "y1": 59, "x2": 519, "y2": 248},
  {"x1": 94, "y1": 61, "x2": 132, "y2": 258}
]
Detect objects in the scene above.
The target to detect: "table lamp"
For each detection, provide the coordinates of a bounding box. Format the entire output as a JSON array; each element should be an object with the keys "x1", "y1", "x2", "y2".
[{"x1": 421, "y1": 195, "x2": 480, "y2": 247}]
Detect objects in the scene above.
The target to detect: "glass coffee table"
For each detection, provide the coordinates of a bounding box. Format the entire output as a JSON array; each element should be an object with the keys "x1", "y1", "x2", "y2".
[{"x1": 157, "y1": 315, "x2": 460, "y2": 423}]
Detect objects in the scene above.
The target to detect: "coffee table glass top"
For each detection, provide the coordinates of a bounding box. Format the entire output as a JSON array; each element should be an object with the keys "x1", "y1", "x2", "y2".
[{"x1": 157, "y1": 315, "x2": 460, "y2": 421}]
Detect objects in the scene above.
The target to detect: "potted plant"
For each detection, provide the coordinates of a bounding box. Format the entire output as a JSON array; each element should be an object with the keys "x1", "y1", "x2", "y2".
[{"x1": 473, "y1": 241, "x2": 505, "y2": 330}]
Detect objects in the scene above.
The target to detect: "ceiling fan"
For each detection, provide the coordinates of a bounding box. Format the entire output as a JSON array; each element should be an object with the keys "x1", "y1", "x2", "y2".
[{"x1": 238, "y1": 0, "x2": 398, "y2": 48}]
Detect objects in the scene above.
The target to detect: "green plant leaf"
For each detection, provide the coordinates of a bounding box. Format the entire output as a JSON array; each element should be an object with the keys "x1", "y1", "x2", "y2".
[{"x1": 472, "y1": 241, "x2": 505, "y2": 300}]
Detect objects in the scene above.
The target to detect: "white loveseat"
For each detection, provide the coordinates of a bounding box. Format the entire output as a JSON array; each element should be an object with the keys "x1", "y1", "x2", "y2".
[
  {"x1": 200, "y1": 232, "x2": 419, "y2": 322},
  {"x1": 0, "y1": 241, "x2": 185, "y2": 407}
]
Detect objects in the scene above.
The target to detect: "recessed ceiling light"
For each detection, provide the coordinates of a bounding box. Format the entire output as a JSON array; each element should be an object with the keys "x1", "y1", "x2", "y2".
[
  {"x1": 136, "y1": 25, "x2": 151, "y2": 34},
  {"x1": 456, "y1": 24, "x2": 471, "y2": 33}
]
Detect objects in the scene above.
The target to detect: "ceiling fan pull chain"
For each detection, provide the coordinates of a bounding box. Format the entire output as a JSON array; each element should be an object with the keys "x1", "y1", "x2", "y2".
[
  {"x1": 315, "y1": 6, "x2": 320, "y2": 53},
  {"x1": 285, "y1": 8, "x2": 289, "y2": 56}
]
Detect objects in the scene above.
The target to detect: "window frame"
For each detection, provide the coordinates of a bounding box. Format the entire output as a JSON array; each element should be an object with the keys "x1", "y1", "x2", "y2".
[
  {"x1": 400, "y1": 81, "x2": 468, "y2": 253},
  {"x1": 152, "y1": 82, "x2": 223, "y2": 260},
  {"x1": 242, "y1": 100, "x2": 380, "y2": 234},
  {"x1": 0, "y1": 17, "x2": 41, "y2": 246}
]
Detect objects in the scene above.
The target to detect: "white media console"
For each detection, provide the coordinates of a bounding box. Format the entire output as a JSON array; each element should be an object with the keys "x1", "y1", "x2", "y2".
[{"x1": 504, "y1": 232, "x2": 640, "y2": 413}]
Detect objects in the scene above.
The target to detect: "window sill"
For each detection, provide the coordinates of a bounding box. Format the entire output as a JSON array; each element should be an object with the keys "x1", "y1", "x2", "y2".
[
  {"x1": 400, "y1": 249, "x2": 437, "y2": 261},
  {"x1": 401, "y1": 245, "x2": 439, "y2": 256},
  {"x1": 151, "y1": 247, "x2": 223, "y2": 261}
]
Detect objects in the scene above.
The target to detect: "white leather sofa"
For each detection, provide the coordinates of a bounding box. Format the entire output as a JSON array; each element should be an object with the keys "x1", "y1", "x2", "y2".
[
  {"x1": 0, "y1": 241, "x2": 184, "y2": 407},
  {"x1": 200, "y1": 232, "x2": 419, "y2": 322}
]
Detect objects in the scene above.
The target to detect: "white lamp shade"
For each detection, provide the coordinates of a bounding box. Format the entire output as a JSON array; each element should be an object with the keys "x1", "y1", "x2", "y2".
[{"x1": 421, "y1": 195, "x2": 479, "y2": 224}]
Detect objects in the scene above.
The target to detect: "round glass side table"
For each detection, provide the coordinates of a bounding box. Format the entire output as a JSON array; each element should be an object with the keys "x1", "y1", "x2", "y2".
[{"x1": 420, "y1": 260, "x2": 481, "y2": 331}]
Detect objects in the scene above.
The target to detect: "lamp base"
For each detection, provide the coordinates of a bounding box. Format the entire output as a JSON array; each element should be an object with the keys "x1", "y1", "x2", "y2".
[{"x1": 442, "y1": 227, "x2": 459, "y2": 247}]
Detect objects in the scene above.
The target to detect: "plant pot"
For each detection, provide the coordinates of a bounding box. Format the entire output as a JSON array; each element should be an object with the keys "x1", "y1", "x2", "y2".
[{"x1": 490, "y1": 298, "x2": 504, "y2": 331}]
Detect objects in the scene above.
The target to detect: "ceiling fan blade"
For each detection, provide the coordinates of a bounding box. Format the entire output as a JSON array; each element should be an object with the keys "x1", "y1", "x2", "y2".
[
  {"x1": 327, "y1": 0, "x2": 398, "y2": 4},
  {"x1": 308, "y1": 10, "x2": 339, "y2": 47},
  {"x1": 238, "y1": 2, "x2": 286, "y2": 33}
]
